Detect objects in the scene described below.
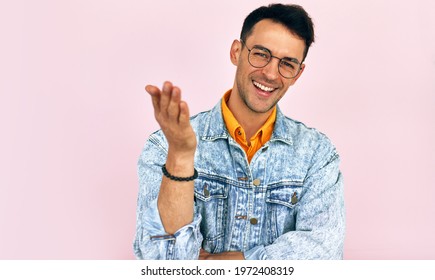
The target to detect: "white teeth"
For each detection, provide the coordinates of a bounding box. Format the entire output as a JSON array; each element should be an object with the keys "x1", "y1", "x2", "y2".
[{"x1": 253, "y1": 81, "x2": 274, "y2": 92}]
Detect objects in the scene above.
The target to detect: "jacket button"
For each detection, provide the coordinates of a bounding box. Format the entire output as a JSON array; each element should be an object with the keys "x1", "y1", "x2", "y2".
[
  {"x1": 253, "y1": 178, "x2": 261, "y2": 186},
  {"x1": 250, "y1": 218, "x2": 258, "y2": 225},
  {"x1": 204, "y1": 184, "x2": 210, "y2": 197},
  {"x1": 204, "y1": 189, "x2": 210, "y2": 197},
  {"x1": 291, "y1": 192, "x2": 298, "y2": 205}
]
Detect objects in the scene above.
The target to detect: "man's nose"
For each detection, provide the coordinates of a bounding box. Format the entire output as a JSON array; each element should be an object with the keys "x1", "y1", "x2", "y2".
[{"x1": 261, "y1": 57, "x2": 280, "y2": 80}]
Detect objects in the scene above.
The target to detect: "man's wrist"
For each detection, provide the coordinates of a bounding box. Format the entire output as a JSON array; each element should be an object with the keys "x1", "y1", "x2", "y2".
[{"x1": 165, "y1": 149, "x2": 195, "y2": 177}]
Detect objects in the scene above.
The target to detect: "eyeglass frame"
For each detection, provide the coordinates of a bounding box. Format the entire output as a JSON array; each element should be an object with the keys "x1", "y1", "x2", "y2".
[{"x1": 240, "y1": 40, "x2": 303, "y2": 79}]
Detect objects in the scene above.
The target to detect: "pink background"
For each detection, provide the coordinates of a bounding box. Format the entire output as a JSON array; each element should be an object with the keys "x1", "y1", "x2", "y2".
[{"x1": 1, "y1": 0, "x2": 434, "y2": 259}]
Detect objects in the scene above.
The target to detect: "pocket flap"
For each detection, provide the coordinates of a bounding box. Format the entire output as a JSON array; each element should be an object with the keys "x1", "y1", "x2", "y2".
[
  {"x1": 194, "y1": 179, "x2": 228, "y2": 201},
  {"x1": 266, "y1": 184, "x2": 303, "y2": 208}
]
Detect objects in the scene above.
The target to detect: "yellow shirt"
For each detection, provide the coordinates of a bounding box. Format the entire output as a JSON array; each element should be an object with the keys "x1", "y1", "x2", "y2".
[{"x1": 221, "y1": 90, "x2": 276, "y2": 162}]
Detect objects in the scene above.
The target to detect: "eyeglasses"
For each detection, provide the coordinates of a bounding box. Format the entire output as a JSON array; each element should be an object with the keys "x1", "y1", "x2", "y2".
[{"x1": 241, "y1": 40, "x2": 302, "y2": 79}]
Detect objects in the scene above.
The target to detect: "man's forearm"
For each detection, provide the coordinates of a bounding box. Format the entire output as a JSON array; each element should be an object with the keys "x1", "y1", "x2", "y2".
[
  {"x1": 199, "y1": 249, "x2": 245, "y2": 260},
  {"x1": 157, "y1": 151, "x2": 195, "y2": 234}
]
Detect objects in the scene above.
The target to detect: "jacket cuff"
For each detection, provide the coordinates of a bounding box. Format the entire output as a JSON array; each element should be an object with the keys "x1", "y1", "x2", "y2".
[
  {"x1": 142, "y1": 198, "x2": 167, "y2": 236},
  {"x1": 136, "y1": 199, "x2": 203, "y2": 259}
]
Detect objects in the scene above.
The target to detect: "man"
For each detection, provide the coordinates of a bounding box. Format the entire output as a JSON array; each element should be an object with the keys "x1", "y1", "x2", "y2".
[{"x1": 134, "y1": 3, "x2": 345, "y2": 260}]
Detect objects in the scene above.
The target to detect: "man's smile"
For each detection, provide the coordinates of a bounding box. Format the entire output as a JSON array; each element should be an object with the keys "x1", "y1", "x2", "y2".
[{"x1": 252, "y1": 80, "x2": 277, "y2": 94}]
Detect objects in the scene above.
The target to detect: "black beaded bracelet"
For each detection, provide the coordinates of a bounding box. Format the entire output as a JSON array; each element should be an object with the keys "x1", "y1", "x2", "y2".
[{"x1": 162, "y1": 164, "x2": 198, "y2": 181}]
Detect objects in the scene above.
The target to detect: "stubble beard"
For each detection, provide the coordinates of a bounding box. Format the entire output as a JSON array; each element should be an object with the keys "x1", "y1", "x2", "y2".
[{"x1": 236, "y1": 79, "x2": 279, "y2": 114}]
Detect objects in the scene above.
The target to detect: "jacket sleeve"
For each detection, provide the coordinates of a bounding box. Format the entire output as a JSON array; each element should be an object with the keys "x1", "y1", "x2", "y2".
[
  {"x1": 133, "y1": 132, "x2": 203, "y2": 260},
  {"x1": 244, "y1": 140, "x2": 345, "y2": 260}
]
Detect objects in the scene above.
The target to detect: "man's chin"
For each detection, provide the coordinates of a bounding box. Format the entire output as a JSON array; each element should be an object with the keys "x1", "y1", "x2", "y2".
[{"x1": 245, "y1": 102, "x2": 276, "y2": 114}]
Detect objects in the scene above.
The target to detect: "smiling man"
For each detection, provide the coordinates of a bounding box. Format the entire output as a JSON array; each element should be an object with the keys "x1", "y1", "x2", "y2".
[{"x1": 134, "y1": 4, "x2": 345, "y2": 260}]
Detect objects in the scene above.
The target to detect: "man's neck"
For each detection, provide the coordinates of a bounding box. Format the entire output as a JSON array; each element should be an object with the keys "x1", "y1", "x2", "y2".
[{"x1": 227, "y1": 93, "x2": 274, "y2": 141}]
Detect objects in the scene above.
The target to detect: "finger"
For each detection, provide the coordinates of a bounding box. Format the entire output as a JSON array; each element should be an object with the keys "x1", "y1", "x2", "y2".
[
  {"x1": 145, "y1": 85, "x2": 161, "y2": 113},
  {"x1": 167, "y1": 86, "x2": 181, "y2": 121},
  {"x1": 159, "y1": 81, "x2": 172, "y2": 115},
  {"x1": 179, "y1": 101, "x2": 191, "y2": 127},
  {"x1": 145, "y1": 85, "x2": 160, "y2": 95}
]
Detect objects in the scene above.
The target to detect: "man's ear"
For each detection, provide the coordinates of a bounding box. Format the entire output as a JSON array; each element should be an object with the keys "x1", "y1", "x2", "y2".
[
  {"x1": 289, "y1": 63, "x2": 305, "y2": 85},
  {"x1": 230, "y1": 40, "x2": 242, "y2": 66}
]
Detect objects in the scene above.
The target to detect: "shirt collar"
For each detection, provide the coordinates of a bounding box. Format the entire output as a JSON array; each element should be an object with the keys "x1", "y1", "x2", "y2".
[
  {"x1": 221, "y1": 90, "x2": 241, "y2": 141},
  {"x1": 220, "y1": 90, "x2": 277, "y2": 143}
]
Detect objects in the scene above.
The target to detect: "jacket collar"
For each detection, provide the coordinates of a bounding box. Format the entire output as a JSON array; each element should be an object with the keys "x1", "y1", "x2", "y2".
[{"x1": 200, "y1": 101, "x2": 229, "y2": 141}]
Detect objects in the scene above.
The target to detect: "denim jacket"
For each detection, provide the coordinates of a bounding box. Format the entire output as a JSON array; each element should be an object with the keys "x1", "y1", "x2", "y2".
[{"x1": 134, "y1": 100, "x2": 345, "y2": 260}]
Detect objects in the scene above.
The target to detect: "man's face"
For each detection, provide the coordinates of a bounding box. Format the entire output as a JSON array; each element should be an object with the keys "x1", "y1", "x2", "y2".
[{"x1": 230, "y1": 19, "x2": 306, "y2": 115}]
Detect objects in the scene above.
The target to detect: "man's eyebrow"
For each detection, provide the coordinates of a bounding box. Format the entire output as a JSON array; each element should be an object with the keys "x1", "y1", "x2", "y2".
[{"x1": 253, "y1": 44, "x2": 301, "y2": 64}]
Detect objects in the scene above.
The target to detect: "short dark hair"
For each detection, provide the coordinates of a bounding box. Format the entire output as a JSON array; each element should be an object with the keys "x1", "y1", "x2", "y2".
[{"x1": 240, "y1": 4, "x2": 315, "y2": 61}]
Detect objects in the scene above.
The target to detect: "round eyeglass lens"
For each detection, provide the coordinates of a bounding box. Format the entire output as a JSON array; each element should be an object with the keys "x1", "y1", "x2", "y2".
[{"x1": 248, "y1": 47, "x2": 300, "y2": 78}]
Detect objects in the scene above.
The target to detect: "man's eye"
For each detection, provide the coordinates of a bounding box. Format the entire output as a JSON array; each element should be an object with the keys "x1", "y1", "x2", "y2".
[
  {"x1": 281, "y1": 60, "x2": 296, "y2": 69},
  {"x1": 253, "y1": 51, "x2": 269, "y2": 59}
]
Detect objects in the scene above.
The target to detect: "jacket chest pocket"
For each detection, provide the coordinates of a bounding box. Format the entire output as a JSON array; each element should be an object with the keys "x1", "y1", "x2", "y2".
[
  {"x1": 194, "y1": 178, "x2": 229, "y2": 253},
  {"x1": 265, "y1": 184, "x2": 303, "y2": 244}
]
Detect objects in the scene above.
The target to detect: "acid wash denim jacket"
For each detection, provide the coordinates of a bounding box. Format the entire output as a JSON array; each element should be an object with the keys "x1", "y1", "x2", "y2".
[{"x1": 134, "y1": 100, "x2": 345, "y2": 260}]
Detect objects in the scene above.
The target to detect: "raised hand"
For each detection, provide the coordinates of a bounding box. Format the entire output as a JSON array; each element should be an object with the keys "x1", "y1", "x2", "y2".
[{"x1": 146, "y1": 81, "x2": 197, "y2": 159}]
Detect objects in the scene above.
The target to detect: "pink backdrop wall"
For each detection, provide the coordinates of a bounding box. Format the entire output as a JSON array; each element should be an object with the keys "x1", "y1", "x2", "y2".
[{"x1": 1, "y1": 0, "x2": 434, "y2": 259}]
